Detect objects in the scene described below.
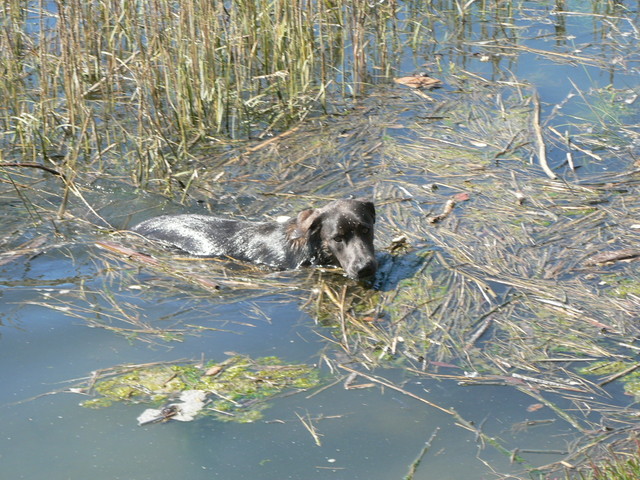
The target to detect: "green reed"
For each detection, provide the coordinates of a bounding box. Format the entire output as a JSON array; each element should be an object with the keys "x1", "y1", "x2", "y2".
[
  {"x1": 1, "y1": 0, "x2": 629, "y2": 187},
  {"x1": 0, "y1": 0, "x2": 408, "y2": 183}
]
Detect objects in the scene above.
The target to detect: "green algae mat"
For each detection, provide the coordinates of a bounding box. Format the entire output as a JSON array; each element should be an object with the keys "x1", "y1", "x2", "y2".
[{"x1": 79, "y1": 355, "x2": 321, "y2": 426}]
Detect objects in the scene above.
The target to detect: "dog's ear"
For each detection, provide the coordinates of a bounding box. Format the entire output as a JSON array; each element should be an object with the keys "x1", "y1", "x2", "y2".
[
  {"x1": 357, "y1": 199, "x2": 376, "y2": 223},
  {"x1": 292, "y1": 208, "x2": 322, "y2": 239}
]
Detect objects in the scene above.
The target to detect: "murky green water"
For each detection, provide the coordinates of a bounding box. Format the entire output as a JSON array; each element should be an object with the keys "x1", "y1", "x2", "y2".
[{"x1": 2, "y1": 1, "x2": 639, "y2": 479}]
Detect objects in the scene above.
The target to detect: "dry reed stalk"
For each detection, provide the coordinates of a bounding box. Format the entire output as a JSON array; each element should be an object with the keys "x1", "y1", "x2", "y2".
[
  {"x1": 531, "y1": 92, "x2": 557, "y2": 180},
  {"x1": 339, "y1": 364, "x2": 455, "y2": 415},
  {"x1": 295, "y1": 411, "x2": 323, "y2": 446},
  {"x1": 2, "y1": 0, "x2": 417, "y2": 186}
]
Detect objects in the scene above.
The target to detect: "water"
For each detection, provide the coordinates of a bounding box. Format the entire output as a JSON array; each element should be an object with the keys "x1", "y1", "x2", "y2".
[{"x1": 1, "y1": 2, "x2": 639, "y2": 479}]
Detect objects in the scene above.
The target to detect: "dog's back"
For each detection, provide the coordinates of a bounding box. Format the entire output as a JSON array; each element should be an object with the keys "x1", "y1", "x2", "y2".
[{"x1": 133, "y1": 214, "x2": 297, "y2": 267}]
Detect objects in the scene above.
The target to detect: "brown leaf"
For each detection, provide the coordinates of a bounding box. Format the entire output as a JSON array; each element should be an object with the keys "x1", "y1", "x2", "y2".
[
  {"x1": 526, "y1": 403, "x2": 544, "y2": 412},
  {"x1": 204, "y1": 365, "x2": 223, "y2": 376},
  {"x1": 394, "y1": 74, "x2": 442, "y2": 89},
  {"x1": 452, "y1": 192, "x2": 470, "y2": 202}
]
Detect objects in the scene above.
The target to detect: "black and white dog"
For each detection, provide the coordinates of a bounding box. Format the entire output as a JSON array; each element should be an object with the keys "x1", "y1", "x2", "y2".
[{"x1": 132, "y1": 199, "x2": 377, "y2": 280}]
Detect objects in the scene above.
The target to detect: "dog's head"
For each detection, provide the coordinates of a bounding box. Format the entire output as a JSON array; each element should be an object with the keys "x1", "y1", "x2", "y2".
[{"x1": 295, "y1": 199, "x2": 377, "y2": 280}]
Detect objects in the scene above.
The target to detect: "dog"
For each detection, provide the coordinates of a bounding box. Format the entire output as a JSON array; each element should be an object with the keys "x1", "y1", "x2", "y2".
[{"x1": 132, "y1": 198, "x2": 377, "y2": 280}]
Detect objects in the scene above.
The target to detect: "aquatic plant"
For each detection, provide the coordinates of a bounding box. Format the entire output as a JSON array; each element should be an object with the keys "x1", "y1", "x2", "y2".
[{"x1": 79, "y1": 355, "x2": 321, "y2": 424}]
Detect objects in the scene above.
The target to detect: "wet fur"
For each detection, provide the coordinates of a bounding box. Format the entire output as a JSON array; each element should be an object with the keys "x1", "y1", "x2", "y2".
[{"x1": 132, "y1": 199, "x2": 377, "y2": 279}]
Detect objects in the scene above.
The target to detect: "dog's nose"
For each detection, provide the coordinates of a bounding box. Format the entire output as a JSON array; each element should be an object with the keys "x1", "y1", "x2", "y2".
[{"x1": 354, "y1": 260, "x2": 377, "y2": 279}]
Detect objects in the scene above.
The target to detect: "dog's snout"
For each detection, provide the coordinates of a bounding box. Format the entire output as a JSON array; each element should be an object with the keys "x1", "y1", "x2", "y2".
[{"x1": 353, "y1": 258, "x2": 377, "y2": 280}]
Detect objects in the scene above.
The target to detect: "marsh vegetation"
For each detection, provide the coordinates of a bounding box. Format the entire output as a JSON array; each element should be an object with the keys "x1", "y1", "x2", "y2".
[{"x1": 1, "y1": 1, "x2": 639, "y2": 479}]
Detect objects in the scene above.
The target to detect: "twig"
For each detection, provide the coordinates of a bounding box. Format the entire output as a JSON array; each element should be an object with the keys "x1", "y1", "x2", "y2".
[
  {"x1": 0, "y1": 236, "x2": 49, "y2": 266},
  {"x1": 465, "y1": 297, "x2": 515, "y2": 349},
  {"x1": 531, "y1": 92, "x2": 557, "y2": 179},
  {"x1": 598, "y1": 363, "x2": 640, "y2": 387},
  {"x1": 426, "y1": 198, "x2": 457, "y2": 224},
  {"x1": 547, "y1": 126, "x2": 602, "y2": 161},
  {"x1": 339, "y1": 285, "x2": 350, "y2": 353},
  {"x1": 338, "y1": 365, "x2": 454, "y2": 415},
  {"x1": 515, "y1": 386, "x2": 588, "y2": 434},
  {"x1": 478, "y1": 43, "x2": 607, "y2": 68},
  {"x1": 1, "y1": 162, "x2": 65, "y2": 179},
  {"x1": 404, "y1": 427, "x2": 440, "y2": 480},
  {"x1": 465, "y1": 316, "x2": 493, "y2": 350},
  {"x1": 95, "y1": 241, "x2": 221, "y2": 291},
  {"x1": 295, "y1": 411, "x2": 322, "y2": 446},
  {"x1": 95, "y1": 241, "x2": 161, "y2": 266},
  {"x1": 585, "y1": 249, "x2": 640, "y2": 266},
  {"x1": 246, "y1": 125, "x2": 302, "y2": 152},
  {"x1": 510, "y1": 373, "x2": 584, "y2": 392}
]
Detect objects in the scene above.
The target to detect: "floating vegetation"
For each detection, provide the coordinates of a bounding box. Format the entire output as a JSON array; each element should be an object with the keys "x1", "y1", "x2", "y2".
[
  {"x1": 573, "y1": 447, "x2": 640, "y2": 480},
  {"x1": 579, "y1": 361, "x2": 640, "y2": 399},
  {"x1": 7, "y1": 73, "x2": 639, "y2": 475},
  {"x1": 79, "y1": 355, "x2": 321, "y2": 425}
]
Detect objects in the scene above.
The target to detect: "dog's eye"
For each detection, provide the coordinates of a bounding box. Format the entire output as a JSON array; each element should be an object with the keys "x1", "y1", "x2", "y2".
[
  {"x1": 361, "y1": 227, "x2": 369, "y2": 234},
  {"x1": 333, "y1": 235, "x2": 343, "y2": 243}
]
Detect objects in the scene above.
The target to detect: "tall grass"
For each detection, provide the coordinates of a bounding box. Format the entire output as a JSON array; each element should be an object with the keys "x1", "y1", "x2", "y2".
[
  {"x1": 0, "y1": 0, "x2": 409, "y2": 185},
  {"x1": 1, "y1": 0, "x2": 631, "y2": 187}
]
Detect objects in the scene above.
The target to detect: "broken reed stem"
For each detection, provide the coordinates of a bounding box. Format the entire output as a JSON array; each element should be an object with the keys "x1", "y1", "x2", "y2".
[
  {"x1": 295, "y1": 411, "x2": 323, "y2": 446},
  {"x1": 516, "y1": 386, "x2": 588, "y2": 434},
  {"x1": 532, "y1": 91, "x2": 557, "y2": 180},
  {"x1": 0, "y1": 162, "x2": 65, "y2": 179},
  {"x1": 404, "y1": 427, "x2": 440, "y2": 480},
  {"x1": 426, "y1": 198, "x2": 456, "y2": 224},
  {"x1": 598, "y1": 363, "x2": 640, "y2": 387},
  {"x1": 339, "y1": 285, "x2": 350, "y2": 353},
  {"x1": 339, "y1": 364, "x2": 454, "y2": 415},
  {"x1": 340, "y1": 363, "x2": 538, "y2": 469}
]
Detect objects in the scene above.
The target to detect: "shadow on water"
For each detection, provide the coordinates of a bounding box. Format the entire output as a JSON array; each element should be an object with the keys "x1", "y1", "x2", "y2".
[{"x1": 373, "y1": 249, "x2": 430, "y2": 292}]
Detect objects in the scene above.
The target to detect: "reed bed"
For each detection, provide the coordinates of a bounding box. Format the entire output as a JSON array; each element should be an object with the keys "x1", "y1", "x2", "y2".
[
  {"x1": 2, "y1": 0, "x2": 635, "y2": 199},
  {"x1": 9, "y1": 0, "x2": 634, "y2": 187},
  {"x1": 1, "y1": 0, "x2": 409, "y2": 187}
]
